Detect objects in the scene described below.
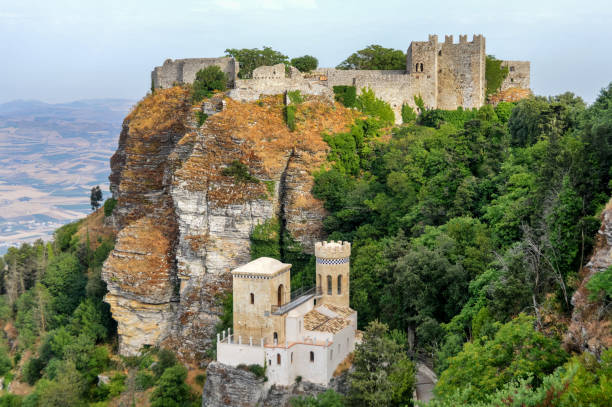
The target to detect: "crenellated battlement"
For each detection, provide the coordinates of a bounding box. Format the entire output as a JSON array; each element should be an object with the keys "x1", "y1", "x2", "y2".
[
  {"x1": 152, "y1": 34, "x2": 529, "y2": 123},
  {"x1": 315, "y1": 241, "x2": 351, "y2": 259}
]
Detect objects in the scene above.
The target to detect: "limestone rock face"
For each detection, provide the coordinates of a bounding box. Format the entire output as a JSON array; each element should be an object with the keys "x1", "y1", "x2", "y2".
[
  {"x1": 103, "y1": 89, "x2": 356, "y2": 362},
  {"x1": 565, "y1": 199, "x2": 612, "y2": 356},
  {"x1": 202, "y1": 362, "x2": 349, "y2": 407}
]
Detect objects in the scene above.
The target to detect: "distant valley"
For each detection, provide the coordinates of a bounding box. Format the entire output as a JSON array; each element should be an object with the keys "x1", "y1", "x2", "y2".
[{"x1": 0, "y1": 99, "x2": 133, "y2": 253}]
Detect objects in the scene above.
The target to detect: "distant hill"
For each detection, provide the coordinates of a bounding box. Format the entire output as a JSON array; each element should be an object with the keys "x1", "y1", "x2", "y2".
[{"x1": 0, "y1": 98, "x2": 134, "y2": 254}]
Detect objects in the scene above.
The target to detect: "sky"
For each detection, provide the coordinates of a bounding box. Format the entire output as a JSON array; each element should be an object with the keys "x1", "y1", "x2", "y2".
[{"x1": 1, "y1": 0, "x2": 611, "y2": 104}]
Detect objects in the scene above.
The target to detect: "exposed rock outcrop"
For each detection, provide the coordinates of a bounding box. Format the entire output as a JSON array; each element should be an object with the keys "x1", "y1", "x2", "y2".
[
  {"x1": 103, "y1": 89, "x2": 357, "y2": 362},
  {"x1": 565, "y1": 199, "x2": 612, "y2": 356},
  {"x1": 202, "y1": 362, "x2": 350, "y2": 407}
]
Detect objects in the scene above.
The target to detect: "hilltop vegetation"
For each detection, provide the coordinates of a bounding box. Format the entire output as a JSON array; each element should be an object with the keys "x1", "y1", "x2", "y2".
[
  {"x1": 1, "y1": 60, "x2": 611, "y2": 406},
  {"x1": 308, "y1": 84, "x2": 612, "y2": 405}
]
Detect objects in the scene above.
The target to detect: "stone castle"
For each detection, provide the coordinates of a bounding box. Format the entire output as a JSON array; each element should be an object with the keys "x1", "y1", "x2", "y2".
[
  {"x1": 152, "y1": 34, "x2": 530, "y2": 122},
  {"x1": 216, "y1": 241, "x2": 357, "y2": 386}
]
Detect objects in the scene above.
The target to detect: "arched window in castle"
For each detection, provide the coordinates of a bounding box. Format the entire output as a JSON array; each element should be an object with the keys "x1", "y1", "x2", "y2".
[
  {"x1": 317, "y1": 274, "x2": 322, "y2": 290},
  {"x1": 337, "y1": 275, "x2": 342, "y2": 295},
  {"x1": 420, "y1": 63, "x2": 424, "y2": 72},
  {"x1": 250, "y1": 293, "x2": 254, "y2": 305},
  {"x1": 310, "y1": 351, "x2": 315, "y2": 362},
  {"x1": 273, "y1": 332, "x2": 278, "y2": 344},
  {"x1": 510, "y1": 66, "x2": 515, "y2": 72},
  {"x1": 327, "y1": 275, "x2": 332, "y2": 295},
  {"x1": 415, "y1": 63, "x2": 419, "y2": 72},
  {"x1": 277, "y1": 354, "x2": 281, "y2": 365},
  {"x1": 438, "y1": 50, "x2": 442, "y2": 56}
]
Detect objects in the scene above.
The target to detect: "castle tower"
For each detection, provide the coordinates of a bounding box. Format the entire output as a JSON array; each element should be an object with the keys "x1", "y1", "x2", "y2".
[
  {"x1": 315, "y1": 241, "x2": 351, "y2": 308},
  {"x1": 231, "y1": 257, "x2": 291, "y2": 344}
]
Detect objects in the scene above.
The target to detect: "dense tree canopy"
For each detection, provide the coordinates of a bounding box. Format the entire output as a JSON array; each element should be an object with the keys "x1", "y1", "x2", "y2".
[
  {"x1": 225, "y1": 46, "x2": 288, "y2": 79},
  {"x1": 336, "y1": 45, "x2": 406, "y2": 70}
]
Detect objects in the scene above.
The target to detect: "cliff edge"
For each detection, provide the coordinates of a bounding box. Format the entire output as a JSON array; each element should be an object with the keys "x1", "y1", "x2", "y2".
[{"x1": 102, "y1": 88, "x2": 357, "y2": 362}]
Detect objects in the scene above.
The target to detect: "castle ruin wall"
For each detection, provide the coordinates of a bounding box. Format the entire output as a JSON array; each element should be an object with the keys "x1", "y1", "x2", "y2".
[
  {"x1": 500, "y1": 60, "x2": 530, "y2": 91},
  {"x1": 152, "y1": 57, "x2": 239, "y2": 89}
]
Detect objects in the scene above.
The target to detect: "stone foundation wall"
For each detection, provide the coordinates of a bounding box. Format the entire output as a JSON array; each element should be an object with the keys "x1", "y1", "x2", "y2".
[{"x1": 152, "y1": 57, "x2": 239, "y2": 89}]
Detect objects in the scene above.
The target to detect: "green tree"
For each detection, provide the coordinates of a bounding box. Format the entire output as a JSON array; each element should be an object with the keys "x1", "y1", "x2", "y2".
[
  {"x1": 89, "y1": 186, "x2": 102, "y2": 211},
  {"x1": 347, "y1": 321, "x2": 415, "y2": 407},
  {"x1": 42, "y1": 253, "x2": 86, "y2": 325},
  {"x1": 225, "y1": 46, "x2": 288, "y2": 79},
  {"x1": 435, "y1": 314, "x2": 567, "y2": 403},
  {"x1": 150, "y1": 365, "x2": 194, "y2": 407},
  {"x1": 192, "y1": 66, "x2": 227, "y2": 102},
  {"x1": 290, "y1": 55, "x2": 318, "y2": 72},
  {"x1": 337, "y1": 45, "x2": 406, "y2": 70}
]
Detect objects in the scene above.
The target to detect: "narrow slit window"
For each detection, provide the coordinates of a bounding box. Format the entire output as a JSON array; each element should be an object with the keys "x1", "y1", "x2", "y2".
[
  {"x1": 310, "y1": 351, "x2": 314, "y2": 362},
  {"x1": 277, "y1": 354, "x2": 281, "y2": 365},
  {"x1": 250, "y1": 293, "x2": 254, "y2": 304},
  {"x1": 337, "y1": 275, "x2": 342, "y2": 295},
  {"x1": 327, "y1": 275, "x2": 332, "y2": 295}
]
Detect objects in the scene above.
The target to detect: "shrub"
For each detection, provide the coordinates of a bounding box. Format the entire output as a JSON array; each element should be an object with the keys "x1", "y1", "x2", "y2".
[
  {"x1": 285, "y1": 105, "x2": 297, "y2": 131},
  {"x1": 195, "y1": 373, "x2": 206, "y2": 386},
  {"x1": 0, "y1": 394, "x2": 22, "y2": 407},
  {"x1": 333, "y1": 86, "x2": 356, "y2": 108},
  {"x1": 150, "y1": 365, "x2": 194, "y2": 407},
  {"x1": 221, "y1": 160, "x2": 259, "y2": 183},
  {"x1": 22, "y1": 357, "x2": 44, "y2": 385},
  {"x1": 192, "y1": 66, "x2": 227, "y2": 102},
  {"x1": 401, "y1": 104, "x2": 416, "y2": 123},
  {"x1": 485, "y1": 55, "x2": 509, "y2": 97},
  {"x1": 195, "y1": 111, "x2": 208, "y2": 126},
  {"x1": 103, "y1": 198, "x2": 116, "y2": 217},
  {"x1": 108, "y1": 373, "x2": 126, "y2": 398},
  {"x1": 135, "y1": 371, "x2": 156, "y2": 390},
  {"x1": 247, "y1": 364, "x2": 265, "y2": 378},
  {"x1": 355, "y1": 88, "x2": 395, "y2": 125},
  {"x1": 290, "y1": 55, "x2": 318, "y2": 72},
  {"x1": 586, "y1": 266, "x2": 612, "y2": 301},
  {"x1": 152, "y1": 348, "x2": 178, "y2": 378},
  {"x1": 287, "y1": 90, "x2": 304, "y2": 105}
]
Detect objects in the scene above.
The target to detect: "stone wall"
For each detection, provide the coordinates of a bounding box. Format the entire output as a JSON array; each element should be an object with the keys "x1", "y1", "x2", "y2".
[
  {"x1": 152, "y1": 57, "x2": 239, "y2": 89},
  {"x1": 501, "y1": 60, "x2": 530, "y2": 91},
  {"x1": 151, "y1": 35, "x2": 530, "y2": 123}
]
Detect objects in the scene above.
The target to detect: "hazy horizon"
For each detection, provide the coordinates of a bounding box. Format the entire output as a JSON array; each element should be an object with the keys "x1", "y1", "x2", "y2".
[{"x1": 1, "y1": 0, "x2": 611, "y2": 105}]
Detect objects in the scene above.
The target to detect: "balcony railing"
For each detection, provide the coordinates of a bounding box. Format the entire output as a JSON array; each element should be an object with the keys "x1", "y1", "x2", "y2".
[{"x1": 271, "y1": 286, "x2": 318, "y2": 315}]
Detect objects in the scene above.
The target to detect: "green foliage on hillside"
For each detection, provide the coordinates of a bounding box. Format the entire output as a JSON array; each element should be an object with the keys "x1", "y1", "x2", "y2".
[
  {"x1": 221, "y1": 160, "x2": 259, "y2": 183},
  {"x1": 103, "y1": 198, "x2": 116, "y2": 217},
  {"x1": 485, "y1": 55, "x2": 509, "y2": 97},
  {"x1": 347, "y1": 321, "x2": 415, "y2": 407},
  {"x1": 291, "y1": 55, "x2": 318, "y2": 72},
  {"x1": 312, "y1": 83, "x2": 612, "y2": 402},
  {"x1": 333, "y1": 86, "x2": 357, "y2": 108},
  {"x1": 337, "y1": 45, "x2": 406, "y2": 70},
  {"x1": 192, "y1": 66, "x2": 227, "y2": 102},
  {"x1": 225, "y1": 46, "x2": 288, "y2": 79}
]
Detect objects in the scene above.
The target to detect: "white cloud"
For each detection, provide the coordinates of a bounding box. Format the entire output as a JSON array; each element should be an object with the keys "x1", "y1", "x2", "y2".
[{"x1": 213, "y1": 0, "x2": 243, "y2": 10}]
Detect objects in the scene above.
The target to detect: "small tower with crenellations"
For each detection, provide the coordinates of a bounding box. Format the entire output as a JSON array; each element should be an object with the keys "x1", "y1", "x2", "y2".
[{"x1": 315, "y1": 241, "x2": 351, "y2": 308}]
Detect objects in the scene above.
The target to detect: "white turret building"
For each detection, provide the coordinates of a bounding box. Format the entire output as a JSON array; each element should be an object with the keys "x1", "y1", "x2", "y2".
[{"x1": 216, "y1": 241, "x2": 357, "y2": 386}]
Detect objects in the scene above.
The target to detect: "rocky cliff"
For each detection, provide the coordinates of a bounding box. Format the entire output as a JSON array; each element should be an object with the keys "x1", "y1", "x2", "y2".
[
  {"x1": 202, "y1": 362, "x2": 350, "y2": 407},
  {"x1": 565, "y1": 199, "x2": 612, "y2": 356},
  {"x1": 102, "y1": 88, "x2": 357, "y2": 362}
]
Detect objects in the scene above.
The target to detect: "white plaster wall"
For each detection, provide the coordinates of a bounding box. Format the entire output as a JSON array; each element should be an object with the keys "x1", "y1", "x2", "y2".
[
  {"x1": 217, "y1": 341, "x2": 265, "y2": 367},
  {"x1": 266, "y1": 343, "x2": 330, "y2": 386}
]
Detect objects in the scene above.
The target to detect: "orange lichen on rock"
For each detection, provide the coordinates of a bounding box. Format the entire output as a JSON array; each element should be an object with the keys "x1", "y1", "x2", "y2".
[
  {"x1": 174, "y1": 95, "x2": 357, "y2": 207},
  {"x1": 488, "y1": 87, "x2": 531, "y2": 104},
  {"x1": 126, "y1": 87, "x2": 191, "y2": 139},
  {"x1": 103, "y1": 216, "x2": 176, "y2": 301}
]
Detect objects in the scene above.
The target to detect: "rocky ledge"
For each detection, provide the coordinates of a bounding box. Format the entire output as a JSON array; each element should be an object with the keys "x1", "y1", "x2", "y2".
[{"x1": 102, "y1": 89, "x2": 357, "y2": 362}]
